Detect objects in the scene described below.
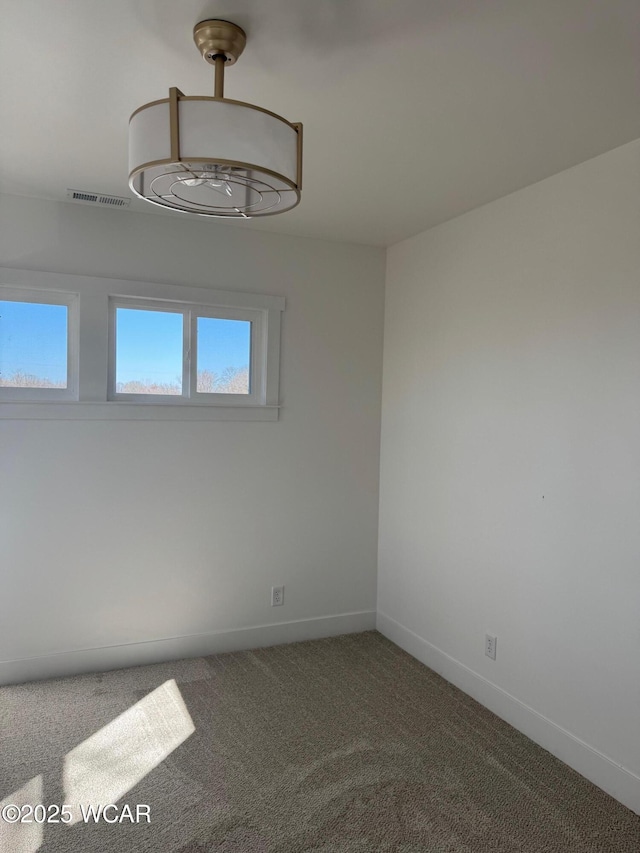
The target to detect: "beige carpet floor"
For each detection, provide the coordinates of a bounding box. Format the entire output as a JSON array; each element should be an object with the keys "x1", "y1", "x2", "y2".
[{"x1": 1, "y1": 630, "x2": 639, "y2": 852}]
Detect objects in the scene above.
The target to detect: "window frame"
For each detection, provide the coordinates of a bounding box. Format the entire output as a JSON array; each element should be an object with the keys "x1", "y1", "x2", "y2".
[
  {"x1": 0, "y1": 286, "x2": 79, "y2": 402},
  {"x1": 108, "y1": 299, "x2": 191, "y2": 403},
  {"x1": 0, "y1": 267, "x2": 284, "y2": 421},
  {"x1": 108, "y1": 298, "x2": 263, "y2": 406},
  {"x1": 189, "y1": 306, "x2": 262, "y2": 404}
]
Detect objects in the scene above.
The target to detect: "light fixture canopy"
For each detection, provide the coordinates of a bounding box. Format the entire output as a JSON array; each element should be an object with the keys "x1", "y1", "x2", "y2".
[{"x1": 129, "y1": 20, "x2": 302, "y2": 219}]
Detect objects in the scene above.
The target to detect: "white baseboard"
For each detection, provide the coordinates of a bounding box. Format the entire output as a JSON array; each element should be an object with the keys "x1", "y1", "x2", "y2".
[
  {"x1": 376, "y1": 611, "x2": 640, "y2": 816},
  {"x1": 0, "y1": 610, "x2": 376, "y2": 687}
]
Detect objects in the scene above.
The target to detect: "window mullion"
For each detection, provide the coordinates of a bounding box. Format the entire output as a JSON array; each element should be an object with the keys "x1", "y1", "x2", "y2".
[{"x1": 183, "y1": 309, "x2": 192, "y2": 399}]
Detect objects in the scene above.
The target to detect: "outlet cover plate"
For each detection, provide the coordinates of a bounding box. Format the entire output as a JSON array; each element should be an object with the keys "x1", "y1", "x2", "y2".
[{"x1": 271, "y1": 585, "x2": 284, "y2": 606}]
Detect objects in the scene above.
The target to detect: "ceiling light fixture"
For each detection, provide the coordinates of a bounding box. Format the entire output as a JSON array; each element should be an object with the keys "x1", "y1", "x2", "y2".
[{"x1": 129, "y1": 20, "x2": 302, "y2": 219}]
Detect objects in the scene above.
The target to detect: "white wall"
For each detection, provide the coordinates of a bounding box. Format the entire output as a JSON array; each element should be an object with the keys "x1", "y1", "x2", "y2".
[
  {"x1": 378, "y1": 139, "x2": 640, "y2": 813},
  {"x1": 0, "y1": 195, "x2": 385, "y2": 683}
]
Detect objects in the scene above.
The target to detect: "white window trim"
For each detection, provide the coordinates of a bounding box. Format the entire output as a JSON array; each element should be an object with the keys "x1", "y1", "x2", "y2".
[{"x1": 0, "y1": 267, "x2": 284, "y2": 421}]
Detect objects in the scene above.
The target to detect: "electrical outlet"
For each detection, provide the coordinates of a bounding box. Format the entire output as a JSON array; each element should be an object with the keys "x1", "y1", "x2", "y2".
[
  {"x1": 485, "y1": 634, "x2": 497, "y2": 660},
  {"x1": 271, "y1": 585, "x2": 284, "y2": 606}
]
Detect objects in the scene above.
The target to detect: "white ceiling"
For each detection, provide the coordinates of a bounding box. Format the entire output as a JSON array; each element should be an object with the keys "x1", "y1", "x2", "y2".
[{"x1": 1, "y1": 0, "x2": 639, "y2": 247}]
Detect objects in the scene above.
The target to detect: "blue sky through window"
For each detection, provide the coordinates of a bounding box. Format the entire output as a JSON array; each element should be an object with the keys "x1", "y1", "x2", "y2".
[
  {"x1": 197, "y1": 317, "x2": 250, "y2": 375},
  {"x1": 116, "y1": 308, "x2": 183, "y2": 387},
  {"x1": 0, "y1": 300, "x2": 68, "y2": 386},
  {"x1": 115, "y1": 308, "x2": 251, "y2": 389},
  {"x1": 0, "y1": 302, "x2": 251, "y2": 392}
]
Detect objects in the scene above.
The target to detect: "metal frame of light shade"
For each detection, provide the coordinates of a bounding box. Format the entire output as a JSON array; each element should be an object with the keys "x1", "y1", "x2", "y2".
[{"x1": 128, "y1": 20, "x2": 302, "y2": 218}]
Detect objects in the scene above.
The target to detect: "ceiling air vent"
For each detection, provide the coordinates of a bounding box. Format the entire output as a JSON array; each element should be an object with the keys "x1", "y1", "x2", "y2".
[{"x1": 66, "y1": 189, "x2": 131, "y2": 208}]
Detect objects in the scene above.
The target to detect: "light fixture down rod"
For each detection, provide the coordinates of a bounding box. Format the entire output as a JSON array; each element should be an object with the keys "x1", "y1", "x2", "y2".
[{"x1": 214, "y1": 54, "x2": 225, "y2": 98}]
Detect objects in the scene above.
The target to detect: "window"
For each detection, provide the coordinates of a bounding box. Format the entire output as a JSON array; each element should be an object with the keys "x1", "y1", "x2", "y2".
[
  {"x1": 0, "y1": 288, "x2": 78, "y2": 401},
  {"x1": 114, "y1": 306, "x2": 185, "y2": 397},
  {"x1": 0, "y1": 268, "x2": 284, "y2": 421},
  {"x1": 196, "y1": 317, "x2": 251, "y2": 395},
  {"x1": 109, "y1": 300, "x2": 261, "y2": 404}
]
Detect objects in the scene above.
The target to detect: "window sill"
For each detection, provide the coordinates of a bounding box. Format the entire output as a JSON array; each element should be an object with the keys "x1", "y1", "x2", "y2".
[{"x1": 0, "y1": 402, "x2": 279, "y2": 421}]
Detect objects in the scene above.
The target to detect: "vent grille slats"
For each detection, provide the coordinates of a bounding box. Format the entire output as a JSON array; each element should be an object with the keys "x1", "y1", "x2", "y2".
[
  {"x1": 99, "y1": 196, "x2": 127, "y2": 206},
  {"x1": 66, "y1": 189, "x2": 131, "y2": 209}
]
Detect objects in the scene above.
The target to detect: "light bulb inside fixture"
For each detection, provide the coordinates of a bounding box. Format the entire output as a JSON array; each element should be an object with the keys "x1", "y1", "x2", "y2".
[
  {"x1": 182, "y1": 177, "x2": 206, "y2": 187},
  {"x1": 205, "y1": 180, "x2": 233, "y2": 197}
]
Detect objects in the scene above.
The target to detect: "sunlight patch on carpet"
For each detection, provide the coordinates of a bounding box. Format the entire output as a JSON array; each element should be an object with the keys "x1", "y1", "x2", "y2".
[
  {"x1": 62, "y1": 679, "x2": 194, "y2": 825},
  {"x1": 0, "y1": 774, "x2": 43, "y2": 853}
]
